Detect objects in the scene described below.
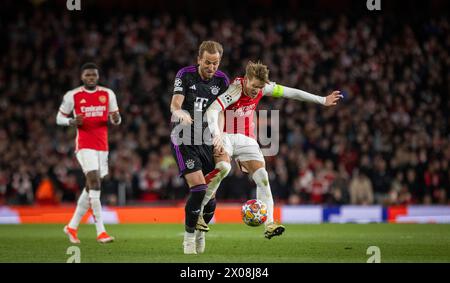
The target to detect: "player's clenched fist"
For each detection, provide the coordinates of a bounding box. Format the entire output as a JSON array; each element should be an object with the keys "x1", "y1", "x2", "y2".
[
  {"x1": 70, "y1": 114, "x2": 84, "y2": 126},
  {"x1": 110, "y1": 111, "x2": 121, "y2": 125}
]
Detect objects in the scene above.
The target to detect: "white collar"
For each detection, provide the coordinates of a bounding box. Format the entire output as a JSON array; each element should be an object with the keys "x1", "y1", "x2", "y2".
[{"x1": 82, "y1": 86, "x2": 98, "y2": 93}]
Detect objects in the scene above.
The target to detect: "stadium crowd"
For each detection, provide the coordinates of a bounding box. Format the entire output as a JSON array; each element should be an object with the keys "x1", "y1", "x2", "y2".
[{"x1": 0, "y1": 8, "x2": 449, "y2": 206}]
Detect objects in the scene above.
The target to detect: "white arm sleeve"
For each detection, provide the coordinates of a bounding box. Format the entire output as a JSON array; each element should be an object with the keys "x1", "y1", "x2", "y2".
[
  {"x1": 107, "y1": 89, "x2": 119, "y2": 113},
  {"x1": 58, "y1": 91, "x2": 74, "y2": 115},
  {"x1": 206, "y1": 82, "x2": 242, "y2": 137},
  {"x1": 56, "y1": 111, "x2": 72, "y2": 126},
  {"x1": 263, "y1": 82, "x2": 326, "y2": 105},
  {"x1": 107, "y1": 89, "x2": 121, "y2": 125},
  {"x1": 57, "y1": 92, "x2": 74, "y2": 126}
]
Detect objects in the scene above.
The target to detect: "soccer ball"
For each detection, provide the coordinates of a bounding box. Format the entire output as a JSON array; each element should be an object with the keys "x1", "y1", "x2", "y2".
[{"x1": 241, "y1": 199, "x2": 268, "y2": 226}]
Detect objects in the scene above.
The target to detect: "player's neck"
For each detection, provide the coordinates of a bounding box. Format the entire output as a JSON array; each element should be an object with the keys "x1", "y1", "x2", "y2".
[
  {"x1": 198, "y1": 69, "x2": 210, "y2": 81},
  {"x1": 83, "y1": 85, "x2": 97, "y2": 92}
]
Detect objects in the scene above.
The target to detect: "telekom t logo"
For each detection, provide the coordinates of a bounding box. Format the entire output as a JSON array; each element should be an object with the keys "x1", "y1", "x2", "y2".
[
  {"x1": 67, "y1": 0, "x2": 81, "y2": 11},
  {"x1": 194, "y1": 97, "x2": 209, "y2": 111}
]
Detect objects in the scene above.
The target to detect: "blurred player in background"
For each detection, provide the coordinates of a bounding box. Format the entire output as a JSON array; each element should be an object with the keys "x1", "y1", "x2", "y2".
[
  {"x1": 56, "y1": 63, "x2": 121, "y2": 244},
  {"x1": 205, "y1": 61, "x2": 342, "y2": 238},
  {"x1": 170, "y1": 41, "x2": 231, "y2": 254}
]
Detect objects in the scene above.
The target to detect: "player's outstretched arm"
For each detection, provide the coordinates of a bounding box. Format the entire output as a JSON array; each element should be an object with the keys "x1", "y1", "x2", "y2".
[{"x1": 263, "y1": 83, "x2": 343, "y2": 106}]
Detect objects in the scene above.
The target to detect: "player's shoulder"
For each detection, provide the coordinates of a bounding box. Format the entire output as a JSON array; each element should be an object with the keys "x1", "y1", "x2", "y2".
[
  {"x1": 230, "y1": 77, "x2": 244, "y2": 89},
  {"x1": 223, "y1": 77, "x2": 243, "y2": 97},
  {"x1": 63, "y1": 86, "x2": 84, "y2": 99},
  {"x1": 232, "y1": 77, "x2": 244, "y2": 85},
  {"x1": 213, "y1": 70, "x2": 230, "y2": 85},
  {"x1": 175, "y1": 65, "x2": 197, "y2": 79},
  {"x1": 97, "y1": 85, "x2": 115, "y2": 95}
]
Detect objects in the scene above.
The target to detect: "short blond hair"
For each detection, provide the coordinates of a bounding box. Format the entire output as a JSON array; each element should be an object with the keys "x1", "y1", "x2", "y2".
[
  {"x1": 245, "y1": 61, "x2": 270, "y2": 83},
  {"x1": 198, "y1": 40, "x2": 223, "y2": 58}
]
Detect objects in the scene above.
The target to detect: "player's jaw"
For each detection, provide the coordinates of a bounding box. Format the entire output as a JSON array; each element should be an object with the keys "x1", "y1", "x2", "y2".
[{"x1": 244, "y1": 77, "x2": 265, "y2": 98}]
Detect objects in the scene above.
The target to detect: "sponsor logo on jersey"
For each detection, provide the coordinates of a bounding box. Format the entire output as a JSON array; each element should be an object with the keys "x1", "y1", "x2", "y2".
[
  {"x1": 210, "y1": 86, "x2": 220, "y2": 95},
  {"x1": 80, "y1": 99, "x2": 86, "y2": 104},
  {"x1": 186, "y1": 159, "x2": 195, "y2": 169},
  {"x1": 99, "y1": 95, "x2": 107, "y2": 104},
  {"x1": 80, "y1": 105, "x2": 107, "y2": 118},
  {"x1": 233, "y1": 104, "x2": 257, "y2": 116},
  {"x1": 194, "y1": 97, "x2": 209, "y2": 111},
  {"x1": 189, "y1": 85, "x2": 196, "y2": 90}
]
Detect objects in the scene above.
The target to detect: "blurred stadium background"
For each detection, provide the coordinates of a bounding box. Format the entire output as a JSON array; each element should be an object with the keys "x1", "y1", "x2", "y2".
[{"x1": 0, "y1": 0, "x2": 449, "y2": 226}]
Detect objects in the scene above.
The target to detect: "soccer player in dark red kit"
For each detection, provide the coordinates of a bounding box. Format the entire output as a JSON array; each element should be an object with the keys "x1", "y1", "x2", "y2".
[{"x1": 57, "y1": 63, "x2": 121, "y2": 244}]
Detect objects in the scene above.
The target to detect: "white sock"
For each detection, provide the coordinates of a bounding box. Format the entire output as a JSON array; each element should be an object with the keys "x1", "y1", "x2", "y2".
[
  {"x1": 89, "y1": 190, "x2": 106, "y2": 236},
  {"x1": 252, "y1": 168, "x2": 274, "y2": 226},
  {"x1": 68, "y1": 188, "x2": 89, "y2": 229},
  {"x1": 200, "y1": 161, "x2": 231, "y2": 214}
]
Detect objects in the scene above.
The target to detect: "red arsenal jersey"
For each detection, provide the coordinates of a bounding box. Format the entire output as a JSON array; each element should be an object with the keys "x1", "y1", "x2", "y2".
[
  {"x1": 59, "y1": 86, "x2": 119, "y2": 151},
  {"x1": 218, "y1": 77, "x2": 263, "y2": 139}
]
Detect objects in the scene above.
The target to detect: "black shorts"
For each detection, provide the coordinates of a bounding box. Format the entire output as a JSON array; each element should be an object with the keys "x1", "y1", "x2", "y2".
[{"x1": 170, "y1": 140, "x2": 215, "y2": 177}]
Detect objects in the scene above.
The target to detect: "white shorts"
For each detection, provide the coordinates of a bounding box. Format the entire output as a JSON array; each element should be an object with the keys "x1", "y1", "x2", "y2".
[
  {"x1": 223, "y1": 133, "x2": 265, "y2": 164},
  {"x1": 75, "y1": 149, "x2": 109, "y2": 178}
]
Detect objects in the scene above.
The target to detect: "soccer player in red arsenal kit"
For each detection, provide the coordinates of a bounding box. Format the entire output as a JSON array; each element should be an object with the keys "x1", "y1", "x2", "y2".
[
  {"x1": 206, "y1": 61, "x2": 343, "y2": 239},
  {"x1": 56, "y1": 63, "x2": 121, "y2": 244}
]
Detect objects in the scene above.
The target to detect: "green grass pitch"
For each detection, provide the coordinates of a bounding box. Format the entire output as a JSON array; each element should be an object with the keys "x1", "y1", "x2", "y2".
[{"x1": 0, "y1": 224, "x2": 449, "y2": 263}]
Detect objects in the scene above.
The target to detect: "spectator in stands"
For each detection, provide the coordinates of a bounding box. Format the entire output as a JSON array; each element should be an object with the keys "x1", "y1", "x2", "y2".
[{"x1": 349, "y1": 169, "x2": 374, "y2": 205}]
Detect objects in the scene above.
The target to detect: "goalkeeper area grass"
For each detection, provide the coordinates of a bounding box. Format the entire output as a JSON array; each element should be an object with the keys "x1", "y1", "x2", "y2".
[{"x1": 0, "y1": 224, "x2": 449, "y2": 263}]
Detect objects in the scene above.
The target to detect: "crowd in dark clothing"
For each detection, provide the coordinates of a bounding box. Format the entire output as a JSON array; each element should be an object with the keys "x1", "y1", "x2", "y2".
[{"x1": 0, "y1": 9, "x2": 448, "y2": 206}]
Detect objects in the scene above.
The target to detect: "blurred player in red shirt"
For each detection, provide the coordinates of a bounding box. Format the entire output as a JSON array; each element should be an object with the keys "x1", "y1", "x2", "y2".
[{"x1": 57, "y1": 63, "x2": 121, "y2": 244}]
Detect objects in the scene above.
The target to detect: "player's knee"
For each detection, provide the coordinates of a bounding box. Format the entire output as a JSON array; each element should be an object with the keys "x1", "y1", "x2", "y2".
[
  {"x1": 216, "y1": 161, "x2": 231, "y2": 178},
  {"x1": 252, "y1": 167, "x2": 269, "y2": 187},
  {"x1": 86, "y1": 175, "x2": 101, "y2": 191},
  {"x1": 185, "y1": 171, "x2": 206, "y2": 187}
]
